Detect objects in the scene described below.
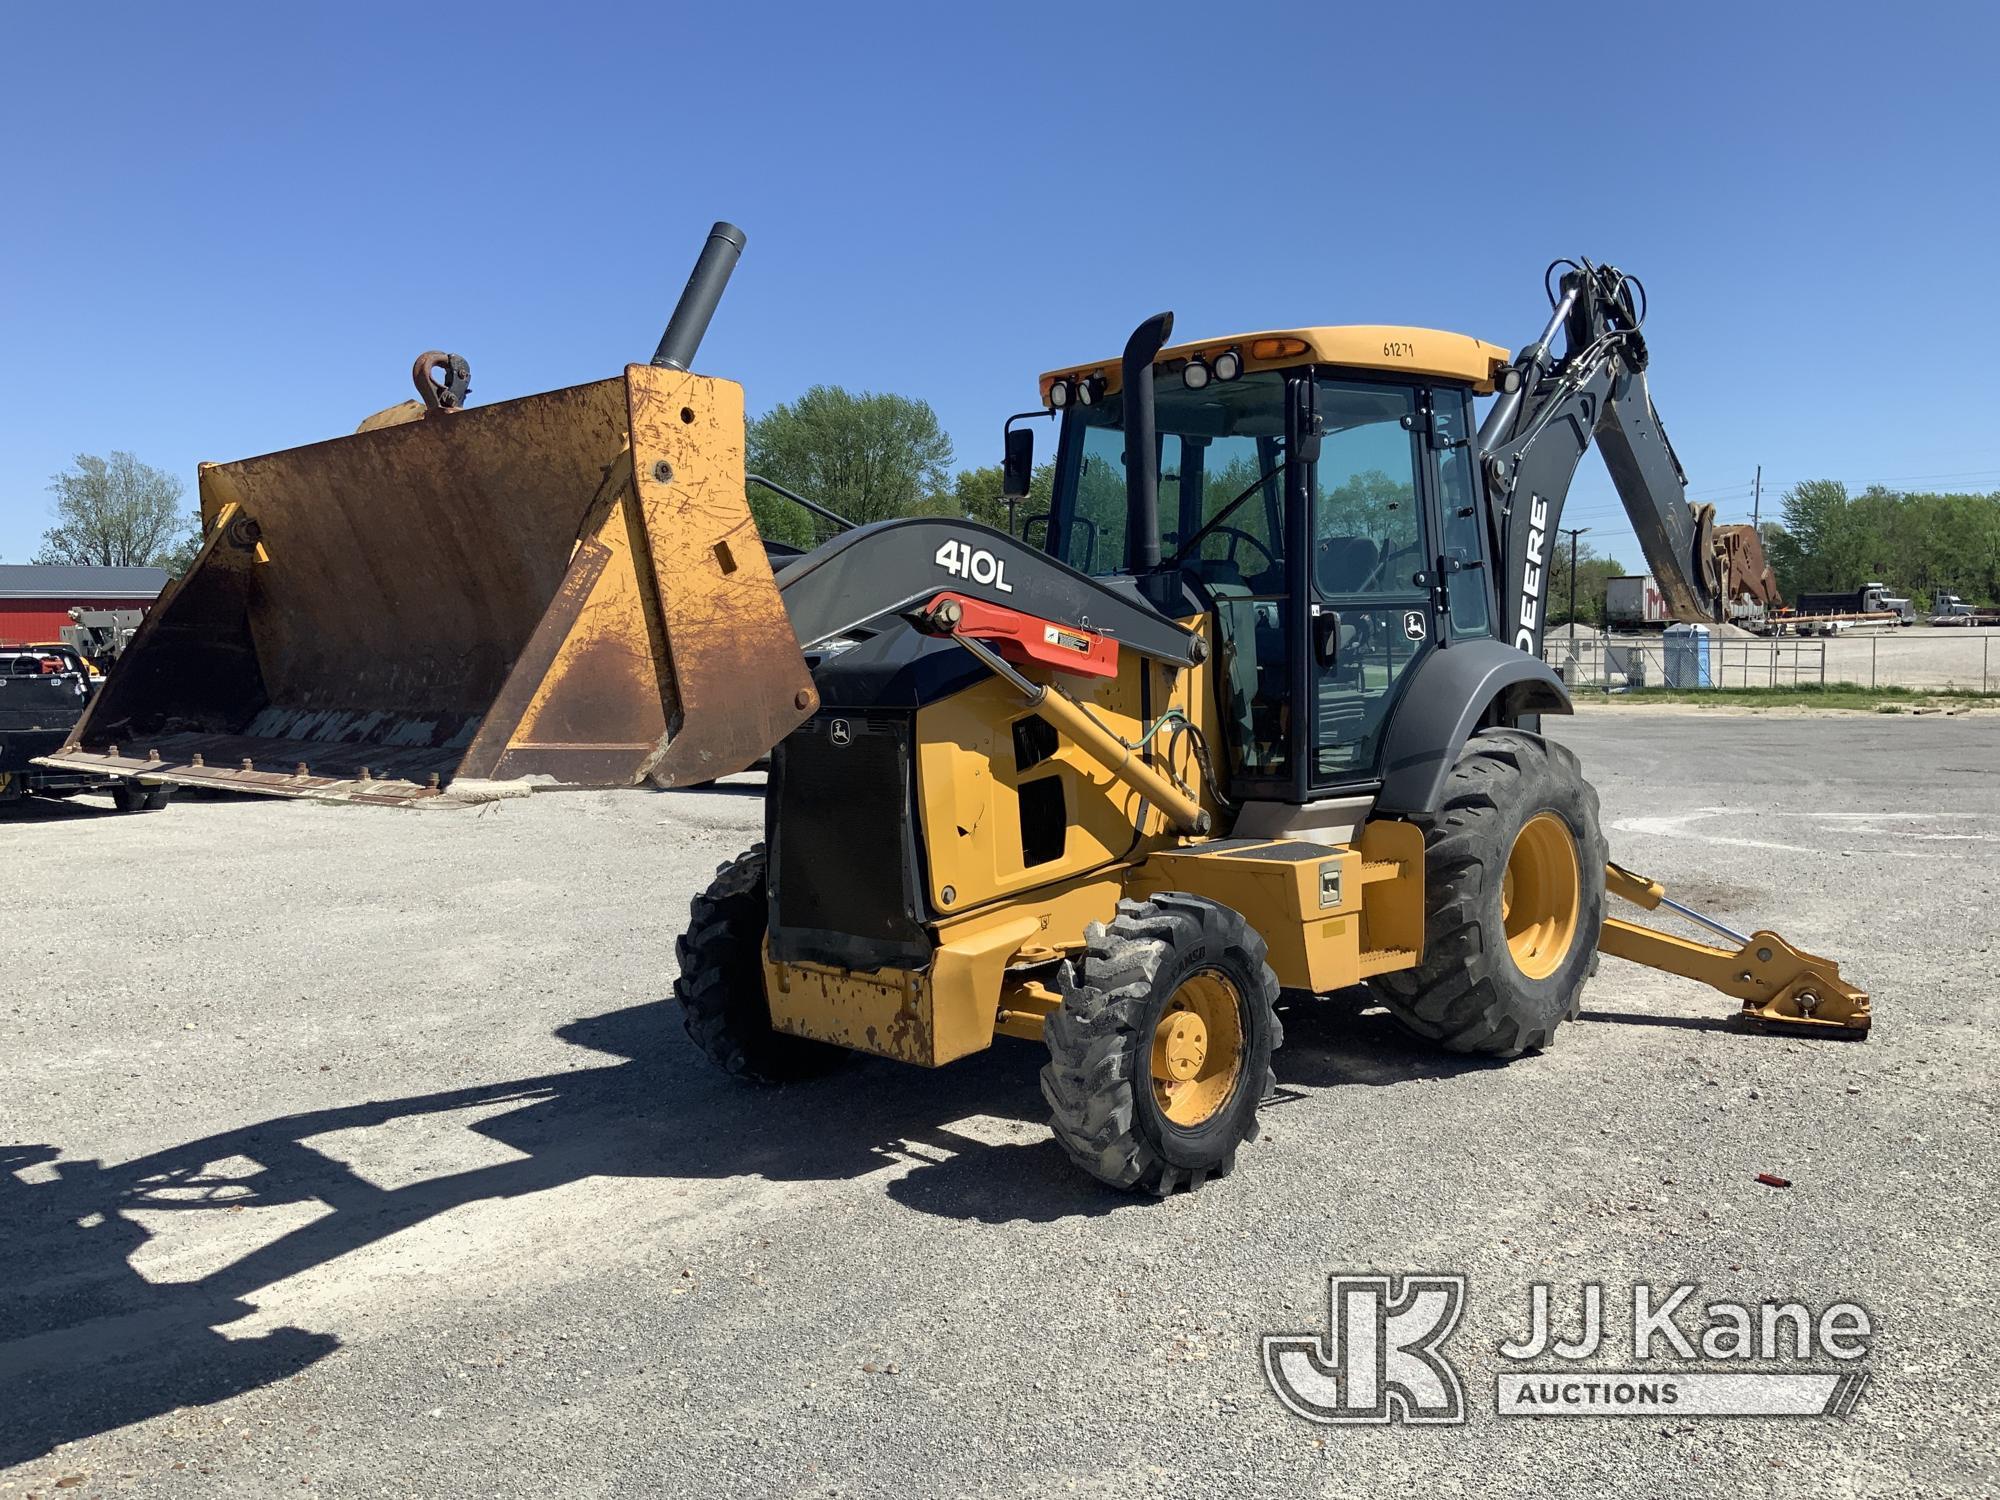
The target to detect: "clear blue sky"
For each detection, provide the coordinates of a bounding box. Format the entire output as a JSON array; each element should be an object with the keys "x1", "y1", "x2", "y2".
[{"x1": 4, "y1": 4, "x2": 1997, "y2": 571}]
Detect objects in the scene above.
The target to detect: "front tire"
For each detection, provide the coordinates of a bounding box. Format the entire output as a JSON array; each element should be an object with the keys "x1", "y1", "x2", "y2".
[
  {"x1": 113, "y1": 781, "x2": 166, "y2": 813},
  {"x1": 673, "y1": 846, "x2": 845, "y2": 1083},
  {"x1": 1371, "y1": 730, "x2": 1606, "y2": 1056},
  {"x1": 1041, "y1": 895, "x2": 1281, "y2": 1195}
]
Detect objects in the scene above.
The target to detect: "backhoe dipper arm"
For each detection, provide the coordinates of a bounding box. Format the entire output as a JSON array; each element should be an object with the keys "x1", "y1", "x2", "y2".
[{"x1": 1479, "y1": 261, "x2": 1721, "y2": 653}]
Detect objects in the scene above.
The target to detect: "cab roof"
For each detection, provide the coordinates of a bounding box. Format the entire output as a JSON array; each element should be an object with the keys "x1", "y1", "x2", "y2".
[{"x1": 1038, "y1": 325, "x2": 1512, "y2": 403}]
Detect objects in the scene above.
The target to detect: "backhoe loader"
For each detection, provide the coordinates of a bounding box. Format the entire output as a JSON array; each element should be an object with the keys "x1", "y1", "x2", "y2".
[{"x1": 44, "y1": 226, "x2": 1870, "y2": 1194}]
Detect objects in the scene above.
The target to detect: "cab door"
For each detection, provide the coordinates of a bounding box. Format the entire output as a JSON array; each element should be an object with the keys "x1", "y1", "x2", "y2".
[{"x1": 1305, "y1": 378, "x2": 1437, "y2": 788}]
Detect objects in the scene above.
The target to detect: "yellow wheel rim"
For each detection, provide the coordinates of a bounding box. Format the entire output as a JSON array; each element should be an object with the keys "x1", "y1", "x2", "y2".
[
  {"x1": 1150, "y1": 971, "x2": 1245, "y2": 1128},
  {"x1": 1500, "y1": 812, "x2": 1581, "y2": 980}
]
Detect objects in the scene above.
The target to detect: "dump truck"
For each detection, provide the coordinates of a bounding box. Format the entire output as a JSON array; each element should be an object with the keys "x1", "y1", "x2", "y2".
[
  {"x1": 1774, "y1": 582, "x2": 1916, "y2": 634},
  {"x1": 42, "y1": 233, "x2": 1869, "y2": 1194}
]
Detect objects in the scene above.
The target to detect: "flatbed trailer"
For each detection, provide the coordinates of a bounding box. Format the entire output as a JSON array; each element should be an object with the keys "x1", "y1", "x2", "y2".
[{"x1": 1766, "y1": 610, "x2": 1909, "y2": 636}]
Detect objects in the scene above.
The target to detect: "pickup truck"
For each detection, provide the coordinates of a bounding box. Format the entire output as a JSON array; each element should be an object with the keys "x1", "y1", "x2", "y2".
[{"x1": 0, "y1": 649, "x2": 166, "y2": 811}]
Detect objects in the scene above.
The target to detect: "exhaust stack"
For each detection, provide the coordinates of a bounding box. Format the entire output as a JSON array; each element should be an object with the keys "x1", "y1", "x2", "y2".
[
  {"x1": 652, "y1": 221, "x2": 747, "y2": 372},
  {"x1": 1120, "y1": 311, "x2": 1175, "y2": 582}
]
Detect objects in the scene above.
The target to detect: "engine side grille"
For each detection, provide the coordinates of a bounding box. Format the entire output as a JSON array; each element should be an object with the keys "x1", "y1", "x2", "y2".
[{"x1": 767, "y1": 711, "x2": 930, "y2": 970}]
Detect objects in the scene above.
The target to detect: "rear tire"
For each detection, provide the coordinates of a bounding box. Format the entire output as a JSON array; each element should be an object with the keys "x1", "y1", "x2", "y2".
[
  {"x1": 1371, "y1": 730, "x2": 1605, "y2": 1057},
  {"x1": 673, "y1": 846, "x2": 845, "y2": 1083},
  {"x1": 1041, "y1": 895, "x2": 1281, "y2": 1195}
]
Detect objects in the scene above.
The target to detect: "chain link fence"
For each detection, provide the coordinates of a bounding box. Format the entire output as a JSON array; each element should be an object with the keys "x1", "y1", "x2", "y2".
[{"x1": 1544, "y1": 631, "x2": 1999, "y2": 692}]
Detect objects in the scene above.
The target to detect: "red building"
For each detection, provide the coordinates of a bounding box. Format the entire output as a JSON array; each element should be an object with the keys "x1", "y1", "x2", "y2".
[{"x1": 0, "y1": 564, "x2": 168, "y2": 643}]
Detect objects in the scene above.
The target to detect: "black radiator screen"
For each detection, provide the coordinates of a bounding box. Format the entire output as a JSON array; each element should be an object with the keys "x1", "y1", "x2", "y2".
[{"x1": 767, "y1": 711, "x2": 930, "y2": 970}]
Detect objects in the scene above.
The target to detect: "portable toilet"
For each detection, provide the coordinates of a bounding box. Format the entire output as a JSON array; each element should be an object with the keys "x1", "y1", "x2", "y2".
[{"x1": 1664, "y1": 622, "x2": 1713, "y2": 688}]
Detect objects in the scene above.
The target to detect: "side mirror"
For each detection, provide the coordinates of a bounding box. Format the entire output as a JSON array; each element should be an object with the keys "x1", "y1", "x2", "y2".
[
  {"x1": 1002, "y1": 427, "x2": 1035, "y2": 499},
  {"x1": 1312, "y1": 608, "x2": 1341, "y2": 667}
]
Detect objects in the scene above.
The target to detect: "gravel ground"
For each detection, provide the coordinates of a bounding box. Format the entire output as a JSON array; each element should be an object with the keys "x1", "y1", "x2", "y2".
[{"x1": 2, "y1": 712, "x2": 1994, "y2": 1498}]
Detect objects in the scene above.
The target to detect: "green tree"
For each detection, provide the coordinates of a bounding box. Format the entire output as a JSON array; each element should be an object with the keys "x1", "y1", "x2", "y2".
[
  {"x1": 1764, "y1": 479, "x2": 1859, "y2": 596},
  {"x1": 944, "y1": 459, "x2": 1055, "y2": 536},
  {"x1": 151, "y1": 527, "x2": 205, "y2": 578},
  {"x1": 35, "y1": 452, "x2": 196, "y2": 569},
  {"x1": 1318, "y1": 468, "x2": 1415, "y2": 544},
  {"x1": 745, "y1": 386, "x2": 954, "y2": 549},
  {"x1": 1547, "y1": 537, "x2": 1628, "y2": 627},
  {"x1": 1759, "y1": 481, "x2": 2000, "y2": 607}
]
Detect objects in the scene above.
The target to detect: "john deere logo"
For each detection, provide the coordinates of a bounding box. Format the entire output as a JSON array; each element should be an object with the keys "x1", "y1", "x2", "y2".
[
  {"x1": 1403, "y1": 610, "x2": 1427, "y2": 641},
  {"x1": 829, "y1": 719, "x2": 851, "y2": 747}
]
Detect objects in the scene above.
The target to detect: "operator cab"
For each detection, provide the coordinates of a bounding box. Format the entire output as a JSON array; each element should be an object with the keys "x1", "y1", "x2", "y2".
[{"x1": 1034, "y1": 327, "x2": 1510, "y2": 804}]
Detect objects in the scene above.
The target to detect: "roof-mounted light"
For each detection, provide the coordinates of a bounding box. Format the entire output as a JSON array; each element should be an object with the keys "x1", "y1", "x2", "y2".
[
  {"x1": 1250, "y1": 336, "x2": 1309, "y2": 361},
  {"x1": 1182, "y1": 357, "x2": 1210, "y2": 391},
  {"x1": 1075, "y1": 374, "x2": 1107, "y2": 407},
  {"x1": 1047, "y1": 378, "x2": 1072, "y2": 410},
  {"x1": 1212, "y1": 348, "x2": 1242, "y2": 381}
]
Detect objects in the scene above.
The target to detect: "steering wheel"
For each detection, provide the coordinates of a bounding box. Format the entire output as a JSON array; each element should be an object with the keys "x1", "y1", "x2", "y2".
[
  {"x1": 1362, "y1": 537, "x2": 1427, "y2": 594},
  {"x1": 1195, "y1": 525, "x2": 1277, "y2": 577}
]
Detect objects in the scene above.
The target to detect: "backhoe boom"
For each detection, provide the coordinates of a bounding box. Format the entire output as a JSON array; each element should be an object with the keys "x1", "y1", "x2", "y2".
[{"x1": 1479, "y1": 260, "x2": 1722, "y2": 653}]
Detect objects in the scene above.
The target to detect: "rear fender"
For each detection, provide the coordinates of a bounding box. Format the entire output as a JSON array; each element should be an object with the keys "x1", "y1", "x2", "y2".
[{"x1": 1374, "y1": 640, "x2": 1571, "y2": 816}]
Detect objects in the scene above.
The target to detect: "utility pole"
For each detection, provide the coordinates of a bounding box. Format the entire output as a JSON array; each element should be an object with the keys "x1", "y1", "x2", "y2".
[
  {"x1": 1752, "y1": 465, "x2": 1762, "y2": 530},
  {"x1": 1560, "y1": 526, "x2": 1590, "y2": 629}
]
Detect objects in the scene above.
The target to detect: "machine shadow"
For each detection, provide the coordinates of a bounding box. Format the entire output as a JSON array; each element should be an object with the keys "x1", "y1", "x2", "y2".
[
  {"x1": 0, "y1": 989, "x2": 1480, "y2": 1464},
  {"x1": 0, "y1": 1000, "x2": 1079, "y2": 1465},
  {"x1": 0, "y1": 794, "x2": 128, "y2": 823},
  {"x1": 1576, "y1": 1007, "x2": 1741, "y2": 1033},
  {"x1": 1273, "y1": 990, "x2": 1506, "y2": 1088}
]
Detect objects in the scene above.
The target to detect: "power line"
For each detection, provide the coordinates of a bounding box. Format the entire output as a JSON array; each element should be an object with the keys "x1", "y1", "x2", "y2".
[{"x1": 1750, "y1": 467, "x2": 2000, "y2": 492}]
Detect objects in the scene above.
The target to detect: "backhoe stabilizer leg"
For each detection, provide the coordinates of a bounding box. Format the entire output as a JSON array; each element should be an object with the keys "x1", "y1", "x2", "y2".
[{"x1": 1598, "y1": 863, "x2": 1872, "y2": 1038}]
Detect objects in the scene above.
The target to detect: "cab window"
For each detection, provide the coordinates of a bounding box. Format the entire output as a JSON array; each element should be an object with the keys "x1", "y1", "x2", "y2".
[
  {"x1": 1048, "y1": 371, "x2": 1294, "y2": 781},
  {"x1": 1052, "y1": 372, "x2": 1288, "y2": 588},
  {"x1": 1433, "y1": 388, "x2": 1491, "y2": 638},
  {"x1": 1310, "y1": 379, "x2": 1429, "y2": 784}
]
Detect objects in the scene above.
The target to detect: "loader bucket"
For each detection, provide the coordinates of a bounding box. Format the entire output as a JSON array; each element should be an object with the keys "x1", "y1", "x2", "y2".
[{"x1": 38, "y1": 365, "x2": 817, "y2": 805}]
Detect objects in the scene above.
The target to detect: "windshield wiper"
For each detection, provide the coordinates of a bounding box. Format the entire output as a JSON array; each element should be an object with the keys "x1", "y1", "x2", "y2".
[{"x1": 1169, "y1": 459, "x2": 1289, "y2": 565}]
